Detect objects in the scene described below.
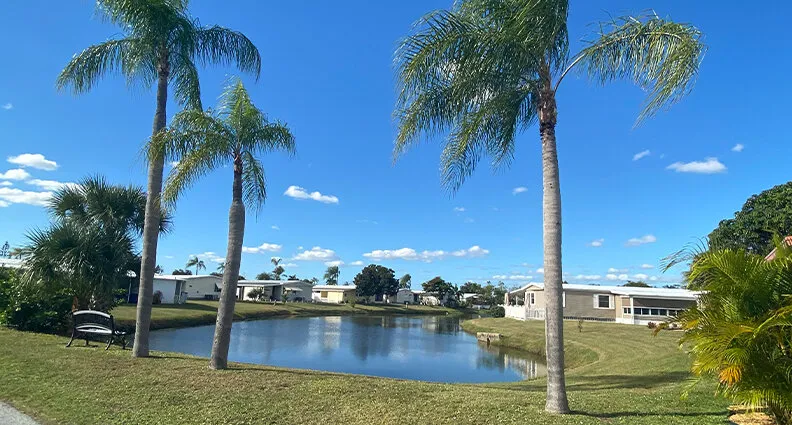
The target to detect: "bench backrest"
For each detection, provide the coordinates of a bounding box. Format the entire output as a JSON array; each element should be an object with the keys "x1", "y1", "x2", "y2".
[{"x1": 72, "y1": 310, "x2": 115, "y2": 332}]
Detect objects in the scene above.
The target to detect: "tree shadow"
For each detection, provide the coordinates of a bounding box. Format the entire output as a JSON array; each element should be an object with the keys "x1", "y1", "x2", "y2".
[
  {"x1": 498, "y1": 371, "x2": 692, "y2": 392},
  {"x1": 572, "y1": 410, "x2": 726, "y2": 420}
]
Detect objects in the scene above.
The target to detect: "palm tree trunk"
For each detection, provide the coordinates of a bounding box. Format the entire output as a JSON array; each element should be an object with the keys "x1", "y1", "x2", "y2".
[
  {"x1": 210, "y1": 155, "x2": 246, "y2": 370},
  {"x1": 132, "y1": 52, "x2": 169, "y2": 358},
  {"x1": 539, "y1": 67, "x2": 570, "y2": 414}
]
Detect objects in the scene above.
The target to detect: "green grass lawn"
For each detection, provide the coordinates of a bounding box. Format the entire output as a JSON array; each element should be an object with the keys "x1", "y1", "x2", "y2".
[
  {"x1": 111, "y1": 300, "x2": 459, "y2": 330},
  {"x1": 0, "y1": 317, "x2": 729, "y2": 424}
]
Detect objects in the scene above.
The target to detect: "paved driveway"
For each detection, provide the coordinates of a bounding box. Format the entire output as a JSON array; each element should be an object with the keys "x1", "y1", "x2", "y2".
[{"x1": 0, "y1": 402, "x2": 39, "y2": 425}]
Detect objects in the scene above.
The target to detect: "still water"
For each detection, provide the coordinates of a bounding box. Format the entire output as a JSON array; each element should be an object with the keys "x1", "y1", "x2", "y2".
[{"x1": 149, "y1": 315, "x2": 545, "y2": 383}]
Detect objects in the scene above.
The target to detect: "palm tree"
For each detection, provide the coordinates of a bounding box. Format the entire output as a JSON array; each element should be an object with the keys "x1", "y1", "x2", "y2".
[
  {"x1": 186, "y1": 255, "x2": 206, "y2": 275},
  {"x1": 399, "y1": 273, "x2": 412, "y2": 289},
  {"x1": 324, "y1": 266, "x2": 340, "y2": 285},
  {"x1": 217, "y1": 262, "x2": 225, "y2": 273},
  {"x1": 153, "y1": 79, "x2": 295, "y2": 370},
  {"x1": 393, "y1": 2, "x2": 705, "y2": 413},
  {"x1": 57, "y1": 0, "x2": 261, "y2": 358},
  {"x1": 22, "y1": 176, "x2": 162, "y2": 309}
]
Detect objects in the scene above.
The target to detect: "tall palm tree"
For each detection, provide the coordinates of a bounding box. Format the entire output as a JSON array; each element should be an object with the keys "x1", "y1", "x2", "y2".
[
  {"x1": 393, "y1": 1, "x2": 705, "y2": 413},
  {"x1": 57, "y1": 0, "x2": 261, "y2": 358},
  {"x1": 153, "y1": 79, "x2": 295, "y2": 370},
  {"x1": 324, "y1": 266, "x2": 340, "y2": 285},
  {"x1": 217, "y1": 262, "x2": 225, "y2": 273},
  {"x1": 186, "y1": 255, "x2": 206, "y2": 275}
]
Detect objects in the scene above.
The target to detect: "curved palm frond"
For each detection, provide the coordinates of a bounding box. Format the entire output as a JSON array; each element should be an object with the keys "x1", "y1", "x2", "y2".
[
  {"x1": 56, "y1": 38, "x2": 141, "y2": 94},
  {"x1": 170, "y1": 54, "x2": 203, "y2": 110},
  {"x1": 241, "y1": 151, "x2": 267, "y2": 213},
  {"x1": 569, "y1": 14, "x2": 706, "y2": 123},
  {"x1": 194, "y1": 26, "x2": 261, "y2": 78},
  {"x1": 161, "y1": 134, "x2": 230, "y2": 207}
]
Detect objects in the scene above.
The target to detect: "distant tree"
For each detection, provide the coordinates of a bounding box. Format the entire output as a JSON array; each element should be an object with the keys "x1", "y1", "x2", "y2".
[
  {"x1": 271, "y1": 257, "x2": 282, "y2": 266},
  {"x1": 256, "y1": 272, "x2": 273, "y2": 281},
  {"x1": 622, "y1": 281, "x2": 651, "y2": 288},
  {"x1": 217, "y1": 262, "x2": 226, "y2": 273},
  {"x1": 460, "y1": 282, "x2": 484, "y2": 294},
  {"x1": 709, "y1": 182, "x2": 792, "y2": 255},
  {"x1": 310, "y1": 277, "x2": 319, "y2": 285},
  {"x1": 272, "y1": 265, "x2": 285, "y2": 280},
  {"x1": 0, "y1": 241, "x2": 8, "y2": 257},
  {"x1": 172, "y1": 269, "x2": 192, "y2": 276},
  {"x1": 186, "y1": 256, "x2": 206, "y2": 275},
  {"x1": 210, "y1": 272, "x2": 223, "y2": 277},
  {"x1": 399, "y1": 273, "x2": 412, "y2": 289},
  {"x1": 422, "y1": 277, "x2": 456, "y2": 302},
  {"x1": 663, "y1": 284, "x2": 682, "y2": 289},
  {"x1": 287, "y1": 274, "x2": 298, "y2": 280},
  {"x1": 354, "y1": 265, "x2": 398, "y2": 297},
  {"x1": 154, "y1": 265, "x2": 164, "y2": 274},
  {"x1": 324, "y1": 266, "x2": 340, "y2": 285}
]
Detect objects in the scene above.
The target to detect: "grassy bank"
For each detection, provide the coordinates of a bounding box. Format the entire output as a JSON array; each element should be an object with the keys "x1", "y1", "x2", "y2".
[
  {"x1": 0, "y1": 318, "x2": 729, "y2": 424},
  {"x1": 111, "y1": 300, "x2": 459, "y2": 330}
]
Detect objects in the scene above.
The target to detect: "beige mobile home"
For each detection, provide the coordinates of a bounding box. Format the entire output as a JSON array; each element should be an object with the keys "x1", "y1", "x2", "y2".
[
  {"x1": 312, "y1": 285, "x2": 357, "y2": 303},
  {"x1": 504, "y1": 283, "x2": 699, "y2": 325}
]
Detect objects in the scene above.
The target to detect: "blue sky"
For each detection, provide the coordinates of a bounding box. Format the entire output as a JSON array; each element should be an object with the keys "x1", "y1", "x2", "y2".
[{"x1": 1, "y1": 1, "x2": 790, "y2": 288}]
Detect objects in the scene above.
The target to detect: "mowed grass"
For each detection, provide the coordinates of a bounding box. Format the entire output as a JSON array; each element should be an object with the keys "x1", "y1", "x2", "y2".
[
  {"x1": 111, "y1": 300, "x2": 459, "y2": 330},
  {"x1": 0, "y1": 317, "x2": 729, "y2": 424}
]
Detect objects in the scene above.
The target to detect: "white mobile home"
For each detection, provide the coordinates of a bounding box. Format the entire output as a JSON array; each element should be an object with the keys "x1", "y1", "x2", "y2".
[{"x1": 237, "y1": 280, "x2": 313, "y2": 302}]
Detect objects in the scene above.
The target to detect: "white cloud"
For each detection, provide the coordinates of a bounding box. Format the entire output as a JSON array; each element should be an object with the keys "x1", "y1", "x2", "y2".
[
  {"x1": 242, "y1": 243, "x2": 282, "y2": 254},
  {"x1": 493, "y1": 274, "x2": 533, "y2": 280},
  {"x1": 0, "y1": 187, "x2": 52, "y2": 206},
  {"x1": 0, "y1": 169, "x2": 31, "y2": 180},
  {"x1": 164, "y1": 255, "x2": 175, "y2": 259},
  {"x1": 632, "y1": 150, "x2": 651, "y2": 161},
  {"x1": 667, "y1": 157, "x2": 726, "y2": 174},
  {"x1": 356, "y1": 219, "x2": 378, "y2": 225},
  {"x1": 324, "y1": 260, "x2": 344, "y2": 267},
  {"x1": 0, "y1": 181, "x2": 11, "y2": 187},
  {"x1": 293, "y1": 246, "x2": 339, "y2": 262},
  {"x1": 362, "y1": 245, "x2": 489, "y2": 262},
  {"x1": 283, "y1": 185, "x2": 339, "y2": 204},
  {"x1": 512, "y1": 187, "x2": 528, "y2": 195},
  {"x1": 283, "y1": 263, "x2": 298, "y2": 268},
  {"x1": 2, "y1": 103, "x2": 12, "y2": 110},
  {"x1": 626, "y1": 234, "x2": 657, "y2": 247},
  {"x1": 271, "y1": 225, "x2": 280, "y2": 231},
  {"x1": 26, "y1": 179, "x2": 78, "y2": 191},
  {"x1": 608, "y1": 267, "x2": 627, "y2": 273},
  {"x1": 453, "y1": 207, "x2": 465, "y2": 212},
  {"x1": 463, "y1": 217, "x2": 475, "y2": 223},
  {"x1": 349, "y1": 260, "x2": 365, "y2": 266},
  {"x1": 632, "y1": 273, "x2": 649, "y2": 280},
  {"x1": 7, "y1": 154, "x2": 58, "y2": 171},
  {"x1": 588, "y1": 238, "x2": 604, "y2": 247},
  {"x1": 0, "y1": 200, "x2": 9, "y2": 207},
  {"x1": 606, "y1": 273, "x2": 629, "y2": 281},
  {"x1": 170, "y1": 161, "x2": 180, "y2": 167},
  {"x1": 194, "y1": 252, "x2": 225, "y2": 263},
  {"x1": 575, "y1": 274, "x2": 602, "y2": 281},
  {"x1": 536, "y1": 268, "x2": 544, "y2": 274},
  {"x1": 640, "y1": 264, "x2": 654, "y2": 269},
  {"x1": 731, "y1": 144, "x2": 744, "y2": 152}
]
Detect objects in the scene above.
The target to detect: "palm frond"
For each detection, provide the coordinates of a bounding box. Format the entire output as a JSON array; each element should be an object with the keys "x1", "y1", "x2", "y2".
[
  {"x1": 241, "y1": 152, "x2": 267, "y2": 213},
  {"x1": 170, "y1": 54, "x2": 202, "y2": 110},
  {"x1": 56, "y1": 38, "x2": 142, "y2": 94},
  {"x1": 570, "y1": 14, "x2": 706, "y2": 123},
  {"x1": 194, "y1": 26, "x2": 261, "y2": 78},
  {"x1": 161, "y1": 136, "x2": 229, "y2": 207}
]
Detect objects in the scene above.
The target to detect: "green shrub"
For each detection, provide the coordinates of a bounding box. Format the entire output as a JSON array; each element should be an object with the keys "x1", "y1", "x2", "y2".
[
  {"x1": 489, "y1": 305, "x2": 505, "y2": 318},
  {"x1": 0, "y1": 269, "x2": 72, "y2": 333}
]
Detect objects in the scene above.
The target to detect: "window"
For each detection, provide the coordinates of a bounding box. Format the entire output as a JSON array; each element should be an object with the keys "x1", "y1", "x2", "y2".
[
  {"x1": 623, "y1": 307, "x2": 632, "y2": 314},
  {"x1": 595, "y1": 294, "x2": 612, "y2": 309},
  {"x1": 632, "y1": 307, "x2": 681, "y2": 316},
  {"x1": 528, "y1": 293, "x2": 535, "y2": 305},
  {"x1": 650, "y1": 308, "x2": 660, "y2": 316},
  {"x1": 320, "y1": 291, "x2": 328, "y2": 298}
]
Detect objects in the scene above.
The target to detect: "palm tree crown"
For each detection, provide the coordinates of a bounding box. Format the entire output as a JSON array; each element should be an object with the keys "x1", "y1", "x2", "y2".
[
  {"x1": 57, "y1": 0, "x2": 260, "y2": 110},
  {"x1": 186, "y1": 255, "x2": 205, "y2": 274}
]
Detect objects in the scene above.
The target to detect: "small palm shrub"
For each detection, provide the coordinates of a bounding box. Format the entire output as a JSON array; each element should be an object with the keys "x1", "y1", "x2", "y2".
[{"x1": 662, "y1": 241, "x2": 792, "y2": 424}]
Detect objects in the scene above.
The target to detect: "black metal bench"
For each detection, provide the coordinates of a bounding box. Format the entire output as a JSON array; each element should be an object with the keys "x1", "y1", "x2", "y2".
[{"x1": 66, "y1": 310, "x2": 129, "y2": 350}]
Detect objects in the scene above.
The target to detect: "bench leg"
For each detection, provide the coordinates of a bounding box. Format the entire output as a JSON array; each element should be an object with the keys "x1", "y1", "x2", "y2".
[
  {"x1": 85, "y1": 338, "x2": 90, "y2": 346},
  {"x1": 105, "y1": 336, "x2": 113, "y2": 350},
  {"x1": 66, "y1": 329, "x2": 76, "y2": 347}
]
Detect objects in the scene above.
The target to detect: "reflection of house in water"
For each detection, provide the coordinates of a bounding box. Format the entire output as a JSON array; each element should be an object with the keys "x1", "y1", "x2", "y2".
[
  {"x1": 306, "y1": 316, "x2": 342, "y2": 354},
  {"x1": 477, "y1": 343, "x2": 547, "y2": 380}
]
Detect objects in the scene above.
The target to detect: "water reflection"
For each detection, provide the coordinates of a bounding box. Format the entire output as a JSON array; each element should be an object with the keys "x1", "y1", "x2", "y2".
[{"x1": 149, "y1": 315, "x2": 546, "y2": 383}]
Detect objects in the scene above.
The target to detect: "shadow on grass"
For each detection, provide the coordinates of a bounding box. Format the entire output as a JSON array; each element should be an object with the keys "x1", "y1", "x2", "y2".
[
  {"x1": 502, "y1": 371, "x2": 692, "y2": 392},
  {"x1": 573, "y1": 409, "x2": 725, "y2": 420}
]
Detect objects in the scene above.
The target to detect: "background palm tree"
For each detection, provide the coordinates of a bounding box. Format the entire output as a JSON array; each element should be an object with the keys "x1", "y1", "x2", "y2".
[
  {"x1": 22, "y1": 176, "x2": 164, "y2": 309},
  {"x1": 324, "y1": 266, "x2": 340, "y2": 285},
  {"x1": 393, "y1": 1, "x2": 705, "y2": 413},
  {"x1": 57, "y1": 0, "x2": 261, "y2": 358},
  {"x1": 153, "y1": 79, "x2": 295, "y2": 370},
  {"x1": 186, "y1": 256, "x2": 206, "y2": 275},
  {"x1": 217, "y1": 262, "x2": 225, "y2": 273}
]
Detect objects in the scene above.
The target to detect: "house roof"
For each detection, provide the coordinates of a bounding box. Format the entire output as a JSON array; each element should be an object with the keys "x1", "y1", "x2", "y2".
[
  {"x1": 238, "y1": 280, "x2": 309, "y2": 287},
  {"x1": 764, "y1": 236, "x2": 792, "y2": 260},
  {"x1": 509, "y1": 283, "x2": 699, "y2": 300},
  {"x1": 312, "y1": 285, "x2": 356, "y2": 291},
  {"x1": 0, "y1": 258, "x2": 23, "y2": 269},
  {"x1": 155, "y1": 274, "x2": 222, "y2": 281}
]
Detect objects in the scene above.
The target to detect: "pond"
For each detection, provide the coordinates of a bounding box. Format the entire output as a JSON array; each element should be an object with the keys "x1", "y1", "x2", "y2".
[{"x1": 149, "y1": 315, "x2": 546, "y2": 383}]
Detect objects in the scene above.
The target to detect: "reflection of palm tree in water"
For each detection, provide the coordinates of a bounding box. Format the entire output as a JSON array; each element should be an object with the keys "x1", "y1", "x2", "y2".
[{"x1": 477, "y1": 343, "x2": 546, "y2": 379}]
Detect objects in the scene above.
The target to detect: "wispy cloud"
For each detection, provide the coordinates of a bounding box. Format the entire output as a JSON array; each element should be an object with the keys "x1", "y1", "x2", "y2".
[
  {"x1": 26, "y1": 179, "x2": 78, "y2": 191},
  {"x1": 667, "y1": 157, "x2": 726, "y2": 174},
  {"x1": 625, "y1": 234, "x2": 657, "y2": 247},
  {"x1": 536, "y1": 268, "x2": 544, "y2": 274},
  {"x1": 362, "y1": 245, "x2": 489, "y2": 262},
  {"x1": 731, "y1": 144, "x2": 744, "y2": 152},
  {"x1": 324, "y1": 260, "x2": 344, "y2": 267},
  {"x1": 2, "y1": 103, "x2": 12, "y2": 110},
  {"x1": 242, "y1": 243, "x2": 282, "y2": 254},
  {"x1": 8, "y1": 153, "x2": 58, "y2": 171},
  {"x1": 0, "y1": 187, "x2": 52, "y2": 206},
  {"x1": 194, "y1": 252, "x2": 225, "y2": 263},
  {"x1": 512, "y1": 187, "x2": 528, "y2": 195},
  {"x1": 356, "y1": 219, "x2": 379, "y2": 225},
  {"x1": 0, "y1": 181, "x2": 12, "y2": 187},
  {"x1": 588, "y1": 238, "x2": 604, "y2": 247},
  {"x1": 349, "y1": 260, "x2": 364, "y2": 266},
  {"x1": 271, "y1": 225, "x2": 280, "y2": 231},
  {"x1": 0, "y1": 169, "x2": 31, "y2": 180},
  {"x1": 283, "y1": 185, "x2": 339, "y2": 204},
  {"x1": 608, "y1": 268, "x2": 627, "y2": 273},
  {"x1": 453, "y1": 207, "x2": 465, "y2": 212},
  {"x1": 640, "y1": 264, "x2": 654, "y2": 269},
  {"x1": 633, "y1": 150, "x2": 651, "y2": 161},
  {"x1": 575, "y1": 274, "x2": 602, "y2": 281},
  {"x1": 492, "y1": 274, "x2": 533, "y2": 280}
]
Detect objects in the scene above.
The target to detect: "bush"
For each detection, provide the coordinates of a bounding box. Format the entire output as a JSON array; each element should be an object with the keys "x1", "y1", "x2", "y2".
[
  {"x1": 152, "y1": 290, "x2": 163, "y2": 305},
  {"x1": 489, "y1": 305, "x2": 505, "y2": 318},
  {"x1": 647, "y1": 321, "x2": 657, "y2": 329},
  {"x1": 0, "y1": 269, "x2": 72, "y2": 333}
]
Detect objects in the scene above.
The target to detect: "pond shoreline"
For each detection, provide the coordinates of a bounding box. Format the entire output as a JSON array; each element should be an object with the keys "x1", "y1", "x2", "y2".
[{"x1": 111, "y1": 300, "x2": 474, "y2": 331}]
